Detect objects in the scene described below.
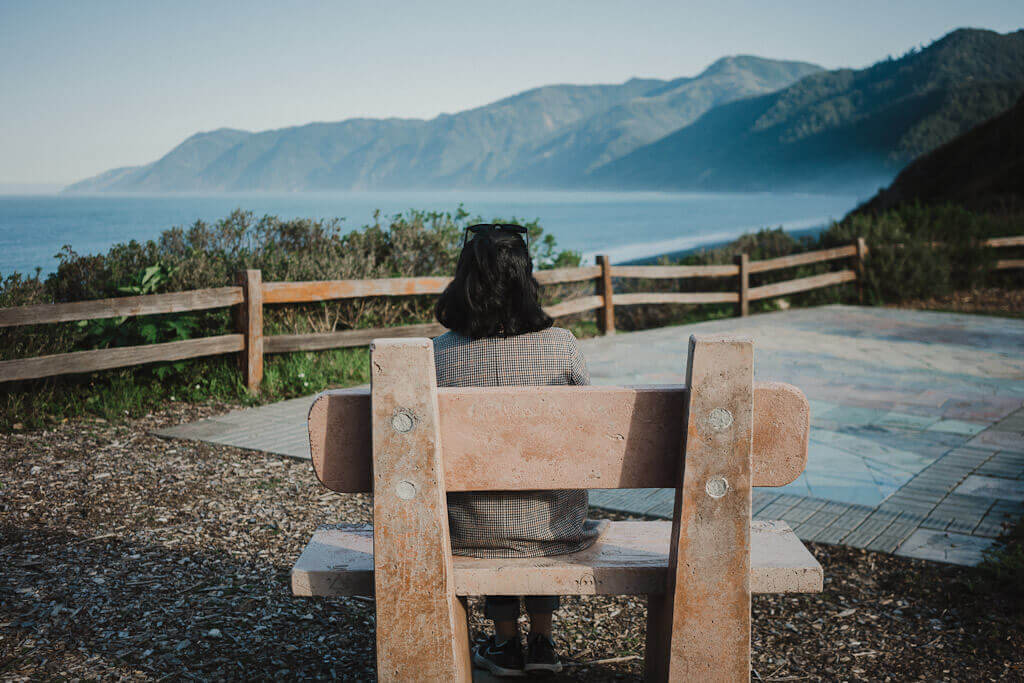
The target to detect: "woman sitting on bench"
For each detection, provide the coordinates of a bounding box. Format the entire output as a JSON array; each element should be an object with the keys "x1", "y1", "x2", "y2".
[{"x1": 433, "y1": 223, "x2": 606, "y2": 677}]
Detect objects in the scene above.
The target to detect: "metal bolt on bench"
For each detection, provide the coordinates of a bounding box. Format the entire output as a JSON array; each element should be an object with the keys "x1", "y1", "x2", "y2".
[{"x1": 291, "y1": 334, "x2": 823, "y2": 682}]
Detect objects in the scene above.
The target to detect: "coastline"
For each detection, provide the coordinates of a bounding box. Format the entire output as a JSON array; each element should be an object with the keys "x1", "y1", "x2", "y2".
[
  {"x1": 583, "y1": 218, "x2": 832, "y2": 266},
  {"x1": 621, "y1": 224, "x2": 828, "y2": 265},
  {"x1": 1, "y1": 193, "x2": 855, "y2": 276}
]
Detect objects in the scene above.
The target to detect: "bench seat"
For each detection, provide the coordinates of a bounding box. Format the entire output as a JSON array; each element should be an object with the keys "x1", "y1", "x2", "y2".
[{"x1": 292, "y1": 519, "x2": 823, "y2": 598}]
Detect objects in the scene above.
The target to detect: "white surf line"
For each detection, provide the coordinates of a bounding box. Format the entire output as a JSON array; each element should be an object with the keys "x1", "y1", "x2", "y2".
[{"x1": 578, "y1": 216, "x2": 832, "y2": 265}]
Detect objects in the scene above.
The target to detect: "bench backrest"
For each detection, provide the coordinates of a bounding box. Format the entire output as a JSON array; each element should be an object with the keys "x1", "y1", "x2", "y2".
[{"x1": 307, "y1": 378, "x2": 808, "y2": 493}]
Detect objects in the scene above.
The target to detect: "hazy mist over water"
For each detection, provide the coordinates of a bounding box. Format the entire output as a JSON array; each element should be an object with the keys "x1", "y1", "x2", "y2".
[{"x1": 0, "y1": 191, "x2": 864, "y2": 276}]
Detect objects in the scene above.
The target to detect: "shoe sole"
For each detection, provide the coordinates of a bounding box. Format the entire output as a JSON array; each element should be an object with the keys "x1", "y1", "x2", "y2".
[{"x1": 472, "y1": 650, "x2": 525, "y2": 677}]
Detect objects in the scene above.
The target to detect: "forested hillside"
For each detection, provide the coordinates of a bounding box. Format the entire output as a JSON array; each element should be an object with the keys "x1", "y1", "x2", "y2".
[
  {"x1": 595, "y1": 29, "x2": 1024, "y2": 192},
  {"x1": 854, "y1": 94, "x2": 1024, "y2": 214}
]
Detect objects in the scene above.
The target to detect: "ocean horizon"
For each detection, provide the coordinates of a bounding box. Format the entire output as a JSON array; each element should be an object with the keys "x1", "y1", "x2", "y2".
[{"x1": 0, "y1": 190, "x2": 865, "y2": 277}]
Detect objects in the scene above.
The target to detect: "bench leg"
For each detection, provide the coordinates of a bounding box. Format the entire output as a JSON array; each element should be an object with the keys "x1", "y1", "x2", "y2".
[
  {"x1": 650, "y1": 335, "x2": 754, "y2": 682},
  {"x1": 644, "y1": 590, "x2": 670, "y2": 682},
  {"x1": 370, "y1": 339, "x2": 472, "y2": 682}
]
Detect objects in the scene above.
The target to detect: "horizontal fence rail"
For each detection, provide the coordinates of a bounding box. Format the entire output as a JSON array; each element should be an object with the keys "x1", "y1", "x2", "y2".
[
  {"x1": 534, "y1": 265, "x2": 603, "y2": 285},
  {"x1": 0, "y1": 334, "x2": 244, "y2": 383},
  {"x1": 609, "y1": 264, "x2": 739, "y2": 278},
  {"x1": 612, "y1": 292, "x2": 739, "y2": 306},
  {"x1": 985, "y1": 236, "x2": 1024, "y2": 248},
  {"x1": 543, "y1": 295, "x2": 606, "y2": 318},
  {"x1": 262, "y1": 276, "x2": 451, "y2": 304},
  {"x1": 1, "y1": 234, "x2": 1021, "y2": 391},
  {"x1": 748, "y1": 270, "x2": 857, "y2": 301},
  {"x1": 0, "y1": 286, "x2": 243, "y2": 328},
  {"x1": 746, "y1": 245, "x2": 858, "y2": 274},
  {"x1": 264, "y1": 323, "x2": 446, "y2": 354}
]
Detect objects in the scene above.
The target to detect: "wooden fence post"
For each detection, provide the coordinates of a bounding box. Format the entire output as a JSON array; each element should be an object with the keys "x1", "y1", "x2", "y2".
[
  {"x1": 735, "y1": 253, "x2": 749, "y2": 317},
  {"x1": 596, "y1": 254, "x2": 615, "y2": 335},
  {"x1": 855, "y1": 237, "x2": 868, "y2": 305},
  {"x1": 236, "y1": 269, "x2": 264, "y2": 393}
]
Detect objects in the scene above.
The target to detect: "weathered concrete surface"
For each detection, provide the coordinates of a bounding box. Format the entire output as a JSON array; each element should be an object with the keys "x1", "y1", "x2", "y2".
[
  {"x1": 896, "y1": 528, "x2": 997, "y2": 565},
  {"x1": 291, "y1": 520, "x2": 822, "y2": 598},
  {"x1": 653, "y1": 335, "x2": 754, "y2": 682},
  {"x1": 367, "y1": 339, "x2": 470, "y2": 683},
  {"x1": 305, "y1": 382, "x2": 808, "y2": 492},
  {"x1": 583, "y1": 306, "x2": 1024, "y2": 566},
  {"x1": 954, "y1": 474, "x2": 1024, "y2": 502},
  {"x1": 155, "y1": 306, "x2": 1024, "y2": 566}
]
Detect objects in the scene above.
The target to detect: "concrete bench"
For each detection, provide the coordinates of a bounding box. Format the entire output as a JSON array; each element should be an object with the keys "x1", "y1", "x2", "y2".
[{"x1": 291, "y1": 334, "x2": 822, "y2": 681}]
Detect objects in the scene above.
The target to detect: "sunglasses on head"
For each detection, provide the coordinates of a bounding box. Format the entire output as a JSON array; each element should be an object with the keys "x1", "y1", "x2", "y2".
[{"x1": 462, "y1": 223, "x2": 529, "y2": 249}]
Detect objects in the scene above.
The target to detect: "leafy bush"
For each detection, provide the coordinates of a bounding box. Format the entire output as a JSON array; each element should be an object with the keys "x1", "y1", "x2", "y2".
[
  {"x1": 2, "y1": 200, "x2": 1020, "y2": 430},
  {"x1": 821, "y1": 203, "x2": 1014, "y2": 302},
  {"x1": 0, "y1": 207, "x2": 579, "y2": 428},
  {"x1": 613, "y1": 202, "x2": 1022, "y2": 332},
  {"x1": 613, "y1": 227, "x2": 840, "y2": 332}
]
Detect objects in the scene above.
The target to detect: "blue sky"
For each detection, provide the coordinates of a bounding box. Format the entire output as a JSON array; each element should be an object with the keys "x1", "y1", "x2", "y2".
[{"x1": 1, "y1": 1, "x2": 1022, "y2": 185}]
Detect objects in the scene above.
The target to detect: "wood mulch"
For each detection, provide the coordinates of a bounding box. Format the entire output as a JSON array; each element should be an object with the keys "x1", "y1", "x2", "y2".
[{"x1": 2, "y1": 403, "x2": 1022, "y2": 681}]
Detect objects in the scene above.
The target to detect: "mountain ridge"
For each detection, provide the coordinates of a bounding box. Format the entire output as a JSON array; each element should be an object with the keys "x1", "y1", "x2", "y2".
[
  {"x1": 592, "y1": 28, "x2": 1024, "y2": 193},
  {"x1": 66, "y1": 29, "x2": 1024, "y2": 195},
  {"x1": 852, "y1": 93, "x2": 1024, "y2": 214},
  {"x1": 65, "y1": 56, "x2": 821, "y2": 193}
]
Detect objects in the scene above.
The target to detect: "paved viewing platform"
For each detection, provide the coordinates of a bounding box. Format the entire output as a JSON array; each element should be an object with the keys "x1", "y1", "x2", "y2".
[{"x1": 155, "y1": 305, "x2": 1024, "y2": 566}]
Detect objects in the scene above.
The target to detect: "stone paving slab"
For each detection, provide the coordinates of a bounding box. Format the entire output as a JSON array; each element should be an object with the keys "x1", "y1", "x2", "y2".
[
  {"x1": 896, "y1": 528, "x2": 996, "y2": 565},
  {"x1": 152, "y1": 306, "x2": 1024, "y2": 567},
  {"x1": 954, "y1": 474, "x2": 1024, "y2": 502}
]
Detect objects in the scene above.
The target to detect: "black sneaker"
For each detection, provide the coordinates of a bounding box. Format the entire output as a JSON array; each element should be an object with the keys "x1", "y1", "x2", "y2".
[
  {"x1": 524, "y1": 633, "x2": 563, "y2": 674},
  {"x1": 473, "y1": 634, "x2": 525, "y2": 677}
]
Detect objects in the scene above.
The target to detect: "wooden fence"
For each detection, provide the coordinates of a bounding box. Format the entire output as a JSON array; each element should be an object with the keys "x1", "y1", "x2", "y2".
[{"x1": 2, "y1": 235, "x2": 1022, "y2": 392}]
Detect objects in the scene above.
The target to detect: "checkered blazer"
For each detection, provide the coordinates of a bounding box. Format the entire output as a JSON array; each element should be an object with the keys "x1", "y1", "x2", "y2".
[{"x1": 434, "y1": 327, "x2": 604, "y2": 558}]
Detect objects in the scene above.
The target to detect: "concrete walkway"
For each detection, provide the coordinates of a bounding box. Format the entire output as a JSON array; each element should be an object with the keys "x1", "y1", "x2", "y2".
[{"x1": 154, "y1": 305, "x2": 1024, "y2": 566}]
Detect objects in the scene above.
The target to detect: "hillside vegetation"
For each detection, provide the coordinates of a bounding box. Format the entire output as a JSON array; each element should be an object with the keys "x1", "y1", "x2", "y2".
[
  {"x1": 597, "y1": 29, "x2": 1024, "y2": 192},
  {"x1": 854, "y1": 94, "x2": 1024, "y2": 214},
  {"x1": 66, "y1": 28, "x2": 1024, "y2": 195},
  {"x1": 0, "y1": 209, "x2": 583, "y2": 429}
]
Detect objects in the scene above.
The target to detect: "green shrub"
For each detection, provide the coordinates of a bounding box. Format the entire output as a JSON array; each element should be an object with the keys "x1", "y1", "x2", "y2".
[
  {"x1": 821, "y1": 203, "x2": 1013, "y2": 302},
  {"x1": 614, "y1": 202, "x2": 1022, "y2": 332},
  {"x1": 613, "y1": 227, "x2": 841, "y2": 332},
  {"x1": 2, "y1": 201, "x2": 1020, "y2": 430},
  {"x1": 0, "y1": 207, "x2": 578, "y2": 429}
]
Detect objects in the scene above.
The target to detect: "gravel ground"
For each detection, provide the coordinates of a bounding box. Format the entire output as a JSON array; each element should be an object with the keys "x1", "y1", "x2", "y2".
[{"x1": 2, "y1": 404, "x2": 1022, "y2": 681}]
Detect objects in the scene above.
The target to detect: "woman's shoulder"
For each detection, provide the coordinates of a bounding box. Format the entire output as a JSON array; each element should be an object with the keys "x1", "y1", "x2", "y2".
[
  {"x1": 433, "y1": 327, "x2": 578, "y2": 350},
  {"x1": 527, "y1": 326, "x2": 580, "y2": 349},
  {"x1": 543, "y1": 326, "x2": 578, "y2": 342}
]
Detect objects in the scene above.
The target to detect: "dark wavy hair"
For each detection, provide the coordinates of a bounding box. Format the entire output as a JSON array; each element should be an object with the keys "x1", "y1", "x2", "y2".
[{"x1": 435, "y1": 229, "x2": 553, "y2": 338}]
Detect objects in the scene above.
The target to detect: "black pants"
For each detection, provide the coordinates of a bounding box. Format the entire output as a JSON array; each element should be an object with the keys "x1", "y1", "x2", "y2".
[{"x1": 484, "y1": 596, "x2": 559, "y2": 621}]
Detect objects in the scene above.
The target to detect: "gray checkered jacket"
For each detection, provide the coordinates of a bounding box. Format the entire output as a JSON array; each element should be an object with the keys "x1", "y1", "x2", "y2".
[{"x1": 434, "y1": 327, "x2": 604, "y2": 558}]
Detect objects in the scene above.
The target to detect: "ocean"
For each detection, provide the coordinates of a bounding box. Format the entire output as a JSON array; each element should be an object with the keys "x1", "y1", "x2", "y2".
[{"x1": 0, "y1": 190, "x2": 864, "y2": 277}]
